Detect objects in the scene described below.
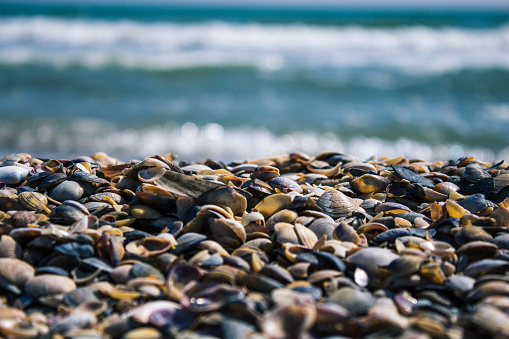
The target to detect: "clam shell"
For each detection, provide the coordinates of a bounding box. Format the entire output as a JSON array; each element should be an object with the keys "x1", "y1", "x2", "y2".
[
  {"x1": 0, "y1": 257, "x2": 35, "y2": 292},
  {"x1": 196, "y1": 186, "x2": 247, "y2": 216},
  {"x1": 25, "y1": 274, "x2": 76, "y2": 298},
  {"x1": 316, "y1": 189, "x2": 356, "y2": 219},
  {"x1": 18, "y1": 191, "x2": 48, "y2": 212}
]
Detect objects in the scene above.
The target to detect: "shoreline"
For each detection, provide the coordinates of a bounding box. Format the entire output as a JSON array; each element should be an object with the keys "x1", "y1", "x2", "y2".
[{"x1": 0, "y1": 151, "x2": 508, "y2": 337}]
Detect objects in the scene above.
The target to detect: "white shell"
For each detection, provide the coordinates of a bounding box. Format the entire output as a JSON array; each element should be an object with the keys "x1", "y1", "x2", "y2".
[{"x1": 0, "y1": 166, "x2": 30, "y2": 184}]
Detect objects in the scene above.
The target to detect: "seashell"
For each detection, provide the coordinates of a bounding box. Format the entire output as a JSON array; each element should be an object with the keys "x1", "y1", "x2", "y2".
[
  {"x1": 375, "y1": 202, "x2": 412, "y2": 214},
  {"x1": 464, "y1": 259, "x2": 509, "y2": 278},
  {"x1": 273, "y1": 223, "x2": 299, "y2": 245},
  {"x1": 469, "y1": 304, "x2": 509, "y2": 337},
  {"x1": 196, "y1": 185, "x2": 247, "y2": 216},
  {"x1": 130, "y1": 262, "x2": 165, "y2": 281},
  {"x1": 54, "y1": 242, "x2": 95, "y2": 258},
  {"x1": 50, "y1": 310, "x2": 97, "y2": 334},
  {"x1": 50, "y1": 204, "x2": 86, "y2": 224},
  {"x1": 109, "y1": 264, "x2": 132, "y2": 284},
  {"x1": 316, "y1": 189, "x2": 356, "y2": 219},
  {"x1": 38, "y1": 172, "x2": 68, "y2": 191},
  {"x1": 446, "y1": 274, "x2": 475, "y2": 293},
  {"x1": 129, "y1": 204, "x2": 162, "y2": 219},
  {"x1": 96, "y1": 233, "x2": 125, "y2": 267},
  {"x1": 155, "y1": 169, "x2": 226, "y2": 198},
  {"x1": 25, "y1": 274, "x2": 76, "y2": 298},
  {"x1": 351, "y1": 174, "x2": 391, "y2": 194},
  {"x1": 286, "y1": 196, "x2": 323, "y2": 213},
  {"x1": 88, "y1": 192, "x2": 125, "y2": 205},
  {"x1": 49, "y1": 180, "x2": 84, "y2": 202},
  {"x1": 0, "y1": 258, "x2": 35, "y2": 294},
  {"x1": 328, "y1": 287, "x2": 376, "y2": 316},
  {"x1": 452, "y1": 225, "x2": 493, "y2": 246},
  {"x1": 173, "y1": 232, "x2": 207, "y2": 255},
  {"x1": 433, "y1": 181, "x2": 460, "y2": 195},
  {"x1": 126, "y1": 236, "x2": 175, "y2": 258},
  {"x1": 348, "y1": 247, "x2": 399, "y2": 268},
  {"x1": 64, "y1": 287, "x2": 99, "y2": 307},
  {"x1": 462, "y1": 162, "x2": 491, "y2": 182},
  {"x1": 238, "y1": 272, "x2": 284, "y2": 293},
  {"x1": 456, "y1": 241, "x2": 498, "y2": 260},
  {"x1": 9, "y1": 210, "x2": 37, "y2": 228},
  {"x1": 0, "y1": 235, "x2": 22, "y2": 258},
  {"x1": 457, "y1": 193, "x2": 494, "y2": 214},
  {"x1": 268, "y1": 176, "x2": 303, "y2": 194},
  {"x1": 266, "y1": 209, "x2": 298, "y2": 232},
  {"x1": 294, "y1": 223, "x2": 318, "y2": 249},
  {"x1": 333, "y1": 222, "x2": 360, "y2": 244},
  {"x1": 18, "y1": 191, "x2": 49, "y2": 212},
  {"x1": 166, "y1": 264, "x2": 205, "y2": 301},
  {"x1": 0, "y1": 166, "x2": 30, "y2": 184},
  {"x1": 262, "y1": 303, "x2": 316, "y2": 339},
  {"x1": 254, "y1": 193, "x2": 292, "y2": 219},
  {"x1": 241, "y1": 209, "x2": 265, "y2": 227},
  {"x1": 181, "y1": 282, "x2": 245, "y2": 312},
  {"x1": 392, "y1": 165, "x2": 435, "y2": 188},
  {"x1": 209, "y1": 218, "x2": 247, "y2": 249},
  {"x1": 308, "y1": 218, "x2": 336, "y2": 240},
  {"x1": 251, "y1": 165, "x2": 280, "y2": 181}
]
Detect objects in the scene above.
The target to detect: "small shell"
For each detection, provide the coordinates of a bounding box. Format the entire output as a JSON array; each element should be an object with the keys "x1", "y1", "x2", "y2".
[
  {"x1": 351, "y1": 174, "x2": 391, "y2": 194},
  {"x1": 125, "y1": 236, "x2": 175, "y2": 258},
  {"x1": 0, "y1": 166, "x2": 31, "y2": 184},
  {"x1": 49, "y1": 180, "x2": 84, "y2": 202},
  {"x1": 316, "y1": 190, "x2": 356, "y2": 219},
  {"x1": 0, "y1": 257, "x2": 35, "y2": 290},
  {"x1": 25, "y1": 274, "x2": 76, "y2": 298},
  {"x1": 130, "y1": 205, "x2": 162, "y2": 219},
  {"x1": 18, "y1": 191, "x2": 49, "y2": 212},
  {"x1": 262, "y1": 303, "x2": 316, "y2": 339},
  {"x1": 255, "y1": 194, "x2": 292, "y2": 218}
]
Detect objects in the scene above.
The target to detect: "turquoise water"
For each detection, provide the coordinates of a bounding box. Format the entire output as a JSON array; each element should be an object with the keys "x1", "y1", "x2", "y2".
[{"x1": 1, "y1": 3, "x2": 509, "y2": 162}]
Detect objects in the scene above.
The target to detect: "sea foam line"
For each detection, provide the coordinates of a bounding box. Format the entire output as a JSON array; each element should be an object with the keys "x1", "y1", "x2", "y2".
[
  {"x1": 0, "y1": 17, "x2": 508, "y2": 72},
  {"x1": 0, "y1": 119, "x2": 504, "y2": 163}
]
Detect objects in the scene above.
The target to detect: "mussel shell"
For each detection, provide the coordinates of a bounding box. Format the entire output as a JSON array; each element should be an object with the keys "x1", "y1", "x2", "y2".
[
  {"x1": 49, "y1": 180, "x2": 84, "y2": 202},
  {"x1": 54, "y1": 242, "x2": 95, "y2": 258},
  {"x1": 392, "y1": 165, "x2": 435, "y2": 188},
  {"x1": 39, "y1": 172, "x2": 68, "y2": 191},
  {"x1": 50, "y1": 205, "x2": 86, "y2": 224},
  {"x1": 0, "y1": 166, "x2": 31, "y2": 184},
  {"x1": 173, "y1": 233, "x2": 208, "y2": 255}
]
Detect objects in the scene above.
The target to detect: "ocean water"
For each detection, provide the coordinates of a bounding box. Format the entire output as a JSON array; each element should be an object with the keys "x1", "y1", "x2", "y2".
[{"x1": 1, "y1": 3, "x2": 509, "y2": 163}]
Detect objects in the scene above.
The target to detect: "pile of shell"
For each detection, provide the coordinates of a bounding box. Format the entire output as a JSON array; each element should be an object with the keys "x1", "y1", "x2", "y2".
[{"x1": 1, "y1": 151, "x2": 509, "y2": 338}]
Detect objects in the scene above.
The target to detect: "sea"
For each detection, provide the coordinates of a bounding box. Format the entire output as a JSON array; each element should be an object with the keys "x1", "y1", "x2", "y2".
[{"x1": 1, "y1": 3, "x2": 509, "y2": 163}]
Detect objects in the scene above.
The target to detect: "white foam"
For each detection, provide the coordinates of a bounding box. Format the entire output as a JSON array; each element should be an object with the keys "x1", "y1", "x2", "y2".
[
  {"x1": 0, "y1": 16, "x2": 508, "y2": 73},
  {"x1": 2, "y1": 119, "x2": 501, "y2": 163}
]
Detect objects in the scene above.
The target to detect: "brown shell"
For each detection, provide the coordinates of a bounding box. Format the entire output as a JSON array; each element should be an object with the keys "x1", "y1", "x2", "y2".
[{"x1": 316, "y1": 190, "x2": 356, "y2": 219}]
